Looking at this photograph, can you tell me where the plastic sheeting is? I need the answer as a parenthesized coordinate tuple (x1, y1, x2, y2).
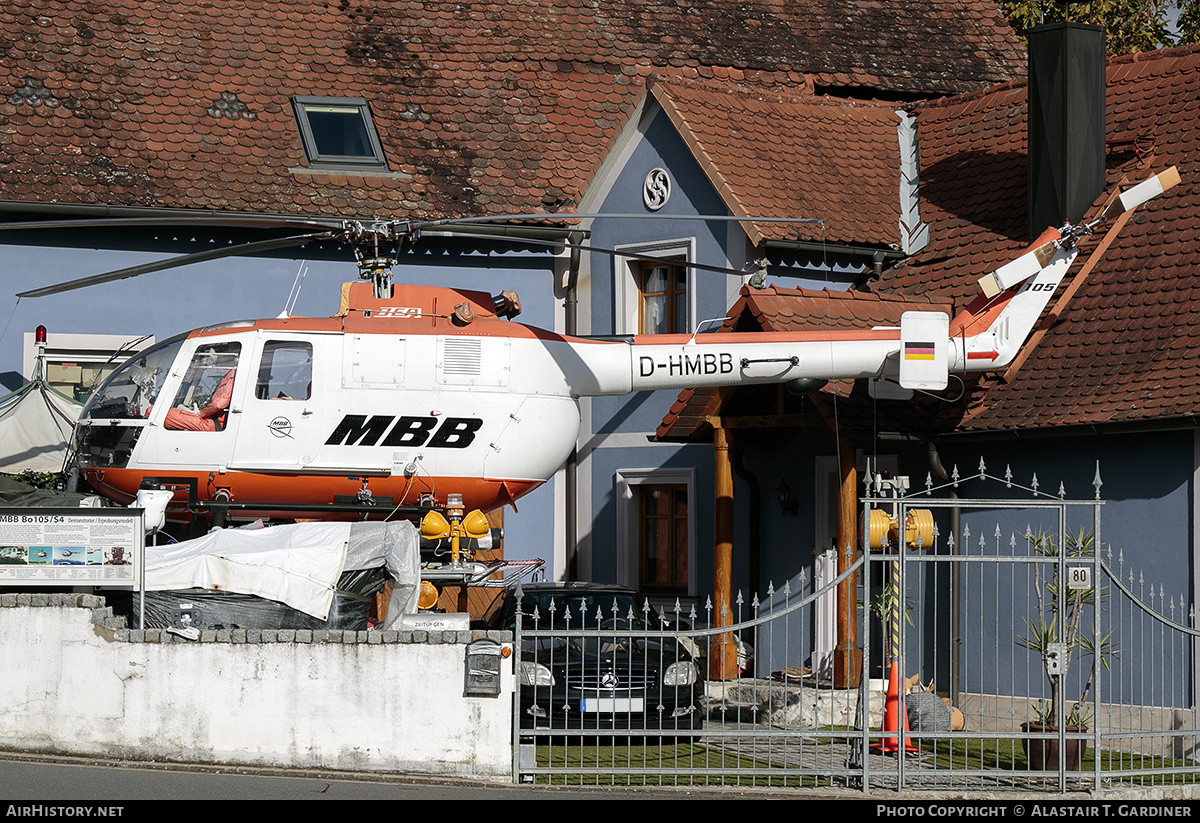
(143, 520, 420, 625)
(141, 568, 387, 632)
(0, 379, 81, 473)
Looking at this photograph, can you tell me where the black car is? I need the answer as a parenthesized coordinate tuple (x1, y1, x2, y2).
(487, 582, 704, 731)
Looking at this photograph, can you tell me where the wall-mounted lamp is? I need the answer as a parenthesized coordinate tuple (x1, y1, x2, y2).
(776, 479, 797, 516)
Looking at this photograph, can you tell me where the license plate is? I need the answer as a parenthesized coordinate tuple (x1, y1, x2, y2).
(579, 697, 645, 713)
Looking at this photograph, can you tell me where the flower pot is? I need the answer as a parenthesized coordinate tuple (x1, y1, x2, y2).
(1021, 722, 1088, 771)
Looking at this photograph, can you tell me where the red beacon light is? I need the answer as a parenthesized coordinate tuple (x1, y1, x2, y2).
(34, 324, 47, 344)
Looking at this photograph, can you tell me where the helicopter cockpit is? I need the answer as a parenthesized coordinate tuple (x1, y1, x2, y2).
(73, 334, 188, 470)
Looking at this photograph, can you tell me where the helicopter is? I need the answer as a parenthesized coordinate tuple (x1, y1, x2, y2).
(2, 166, 1179, 538)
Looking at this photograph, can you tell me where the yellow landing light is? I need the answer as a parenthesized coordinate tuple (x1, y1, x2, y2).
(421, 505, 490, 565)
(421, 510, 451, 541)
(868, 508, 935, 551)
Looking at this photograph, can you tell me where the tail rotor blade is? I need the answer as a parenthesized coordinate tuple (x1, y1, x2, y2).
(1097, 166, 1181, 222)
(978, 166, 1180, 298)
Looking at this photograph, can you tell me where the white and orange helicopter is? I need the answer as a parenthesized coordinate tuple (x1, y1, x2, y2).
(3, 167, 1180, 567)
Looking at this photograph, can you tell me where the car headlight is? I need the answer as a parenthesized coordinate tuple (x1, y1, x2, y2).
(663, 661, 698, 686)
(519, 661, 555, 686)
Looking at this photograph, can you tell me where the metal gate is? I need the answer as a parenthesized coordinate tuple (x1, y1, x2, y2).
(859, 462, 1199, 792)
(513, 461, 1200, 792)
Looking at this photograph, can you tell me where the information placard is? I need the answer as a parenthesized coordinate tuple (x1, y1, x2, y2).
(0, 508, 143, 587)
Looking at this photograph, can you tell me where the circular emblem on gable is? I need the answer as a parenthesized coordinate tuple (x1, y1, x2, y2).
(642, 168, 671, 211)
(268, 416, 293, 438)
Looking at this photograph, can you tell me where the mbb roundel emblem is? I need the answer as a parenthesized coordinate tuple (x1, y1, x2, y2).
(268, 416, 293, 438)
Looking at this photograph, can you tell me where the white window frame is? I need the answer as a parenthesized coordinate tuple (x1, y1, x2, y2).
(614, 467, 697, 596)
(613, 238, 696, 336)
(22, 331, 154, 397)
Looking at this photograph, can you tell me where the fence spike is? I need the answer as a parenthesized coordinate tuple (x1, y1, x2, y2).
(978, 456, 987, 476)
(1004, 464, 1013, 488)
(1058, 481, 1066, 499)
(1031, 474, 1039, 495)
(925, 472, 934, 495)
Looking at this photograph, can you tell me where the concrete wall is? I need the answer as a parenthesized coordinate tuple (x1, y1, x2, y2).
(0, 594, 514, 779)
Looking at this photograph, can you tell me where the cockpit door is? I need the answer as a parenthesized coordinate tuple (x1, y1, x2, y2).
(231, 332, 329, 471)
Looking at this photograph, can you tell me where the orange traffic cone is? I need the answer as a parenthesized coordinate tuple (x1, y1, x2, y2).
(871, 660, 920, 754)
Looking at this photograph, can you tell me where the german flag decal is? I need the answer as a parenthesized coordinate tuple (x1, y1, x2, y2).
(904, 342, 936, 361)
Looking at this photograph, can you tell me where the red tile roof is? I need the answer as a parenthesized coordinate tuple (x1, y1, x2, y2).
(0, 1, 1024, 221)
(879, 44, 1200, 433)
(650, 80, 904, 246)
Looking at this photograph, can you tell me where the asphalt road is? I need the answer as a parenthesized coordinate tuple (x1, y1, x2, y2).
(0, 752, 827, 803)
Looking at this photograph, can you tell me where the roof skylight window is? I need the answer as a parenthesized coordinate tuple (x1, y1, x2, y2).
(292, 96, 387, 169)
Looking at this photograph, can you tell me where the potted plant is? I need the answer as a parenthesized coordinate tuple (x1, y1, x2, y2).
(1017, 527, 1117, 771)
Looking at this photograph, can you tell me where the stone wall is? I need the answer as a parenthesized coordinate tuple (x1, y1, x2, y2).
(0, 593, 514, 779)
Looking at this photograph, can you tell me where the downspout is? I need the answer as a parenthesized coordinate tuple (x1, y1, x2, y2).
(565, 231, 582, 580)
(927, 438, 960, 708)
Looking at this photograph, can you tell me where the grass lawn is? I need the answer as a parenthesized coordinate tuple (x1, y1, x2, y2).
(521, 731, 1199, 788)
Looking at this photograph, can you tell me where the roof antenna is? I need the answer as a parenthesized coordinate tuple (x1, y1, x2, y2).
(279, 262, 309, 318)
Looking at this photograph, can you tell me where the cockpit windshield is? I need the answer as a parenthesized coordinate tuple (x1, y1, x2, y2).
(80, 334, 187, 421)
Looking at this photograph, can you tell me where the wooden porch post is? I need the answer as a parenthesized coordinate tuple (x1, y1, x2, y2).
(834, 435, 862, 688)
(710, 423, 739, 680)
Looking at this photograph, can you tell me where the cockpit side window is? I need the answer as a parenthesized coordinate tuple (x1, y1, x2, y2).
(255, 341, 312, 401)
(164, 343, 241, 432)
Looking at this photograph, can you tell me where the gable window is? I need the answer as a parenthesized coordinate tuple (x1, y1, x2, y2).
(613, 238, 696, 336)
(638, 260, 686, 335)
(292, 96, 387, 169)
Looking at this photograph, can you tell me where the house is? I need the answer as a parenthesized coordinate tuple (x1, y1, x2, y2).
(0, 1, 1026, 578)
(657, 36, 1200, 693)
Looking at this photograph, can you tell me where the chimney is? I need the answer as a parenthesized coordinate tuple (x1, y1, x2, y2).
(1027, 22, 1106, 239)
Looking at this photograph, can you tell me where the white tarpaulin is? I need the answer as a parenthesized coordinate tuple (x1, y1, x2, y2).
(0, 380, 81, 473)
(144, 520, 420, 622)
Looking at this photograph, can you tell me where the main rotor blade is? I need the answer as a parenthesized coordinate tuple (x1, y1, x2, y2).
(422, 212, 826, 229)
(17, 231, 335, 298)
(0, 214, 345, 234)
(435, 229, 762, 278)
